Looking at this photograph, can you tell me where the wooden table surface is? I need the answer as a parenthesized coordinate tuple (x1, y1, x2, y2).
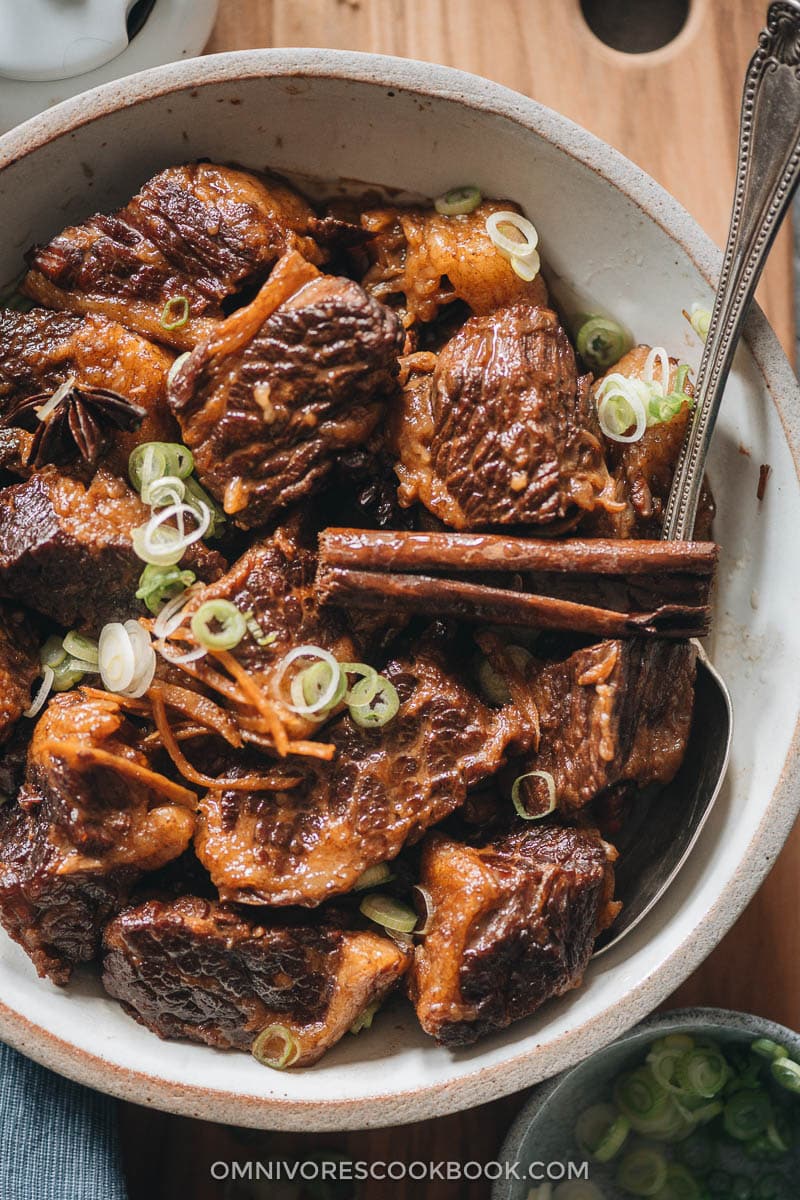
(121, 2, 800, 1196)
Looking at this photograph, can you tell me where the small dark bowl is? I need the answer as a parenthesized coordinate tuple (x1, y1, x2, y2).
(494, 1007, 800, 1200)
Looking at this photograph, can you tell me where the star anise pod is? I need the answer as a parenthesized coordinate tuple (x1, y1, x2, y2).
(0, 378, 147, 469)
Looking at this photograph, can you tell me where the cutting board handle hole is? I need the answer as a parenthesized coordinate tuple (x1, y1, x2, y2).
(580, 0, 691, 54)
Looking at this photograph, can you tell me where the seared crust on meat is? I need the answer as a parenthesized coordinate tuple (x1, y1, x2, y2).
(24, 163, 326, 349)
(194, 638, 533, 906)
(0, 467, 225, 632)
(409, 824, 619, 1045)
(392, 304, 617, 529)
(102, 895, 410, 1065)
(168, 253, 403, 529)
(0, 690, 196, 983)
(527, 638, 697, 814)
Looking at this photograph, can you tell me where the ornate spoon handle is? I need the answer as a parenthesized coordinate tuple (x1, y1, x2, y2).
(663, 0, 800, 541)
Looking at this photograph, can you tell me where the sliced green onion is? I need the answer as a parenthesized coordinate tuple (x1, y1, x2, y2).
(243, 611, 276, 647)
(340, 662, 380, 707)
(510, 252, 541, 281)
(485, 209, 539, 263)
(673, 363, 690, 395)
(348, 676, 400, 728)
(275, 645, 342, 716)
(160, 295, 190, 331)
(359, 893, 417, 933)
(648, 392, 685, 425)
(434, 186, 482, 216)
(723, 1088, 772, 1140)
(751, 1038, 789, 1062)
(98, 620, 155, 698)
(353, 863, 394, 891)
(292, 659, 347, 714)
(136, 563, 196, 615)
(251, 1024, 300, 1070)
(23, 666, 55, 719)
(412, 884, 434, 936)
(62, 631, 99, 666)
(350, 1000, 380, 1035)
(594, 1114, 631, 1163)
(674, 1129, 716, 1175)
(577, 316, 629, 372)
(655, 1163, 703, 1200)
(617, 1147, 668, 1196)
(51, 660, 88, 692)
(595, 374, 649, 443)
(770, 1056, 800, 1094)
(689, 303, 711, 340)
(614, 1070, 679, 1136)
(512, 771, 557, 820)
(183, 474, 225, 538)
(167, 351, 191, 387)
(476, 644, 532, 705)
(36, 376, 75, 422)
(129, 441, 194, 492)
(674, 1047, 729, 1098)
(190, 599, 246, 651)
(132, 500, 211, 566)
(40, 634, 68, 670)
(576, 1104, 618, 1155)
(141, 473, 186, 509)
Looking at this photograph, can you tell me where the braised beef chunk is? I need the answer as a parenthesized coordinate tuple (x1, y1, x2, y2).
(359, 201, 549, 324)
(194, 637, 532, 906)
(392, 304, 618, 530)
(0, 467, 225, 631)
(589, 347, 715, 539)
(0, 605, 38, 744)
(0, 307, 176, 479)
(102, 896, 410, 1065)
(23, 164, 325, 349)
(527, 638, 697, 814)
(182, 521, 355, 679)
(409, 824, 619, 1045)
(0, 690, 196, 983)
(0, 800, 136, 986)
(168, 252, 403, 529)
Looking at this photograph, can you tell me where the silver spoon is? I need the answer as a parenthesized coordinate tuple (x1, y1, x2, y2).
(597, 0, 800, 954)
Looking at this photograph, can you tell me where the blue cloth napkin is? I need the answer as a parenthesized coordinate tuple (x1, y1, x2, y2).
(0, 1042, 127, 1200)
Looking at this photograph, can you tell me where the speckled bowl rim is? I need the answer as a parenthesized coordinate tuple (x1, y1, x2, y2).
(0, 48, 798, 1131)
(494, 1006, 800, 1200)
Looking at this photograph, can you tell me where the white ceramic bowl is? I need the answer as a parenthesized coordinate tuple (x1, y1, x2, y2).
(0, 49, 798, 1132)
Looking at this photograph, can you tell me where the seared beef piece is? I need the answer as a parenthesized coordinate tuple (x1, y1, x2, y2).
(0, 605, 38, 744)
(0, 689, 196, 983)
(0, 467, 225, 632)
(168, 252, 403, 529)
(392, 304, 618, 530)
(195, 637, 531, 906)
(360, 201, 548, 325)
(588, 347, 715, 539)
(526, 638, 697, 815)
(409, 824, 619, 1045)
(0, 307, 176, 478)
(102, 895, 411, 1065)
(23, 163, 325, 349)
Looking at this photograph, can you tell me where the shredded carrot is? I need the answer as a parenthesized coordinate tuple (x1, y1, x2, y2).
(286, 739, 336, 761)
(150, 688, 300, 792)
(79, 687, 151, 714)
(46, 739, 198, 809)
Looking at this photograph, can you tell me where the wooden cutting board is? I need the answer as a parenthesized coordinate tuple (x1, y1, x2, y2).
(121, 3, 800, 1196)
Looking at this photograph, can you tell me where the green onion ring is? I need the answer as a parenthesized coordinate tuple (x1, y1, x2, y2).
(40, 635, 68, 670)
(434, 186, 482, 216)
(674, 1047, 729, 1098)
(136, 564, 197, 615)
(353, 863, 394, 891)
(160, 295, 190, 331)
(292, 659, 347, 714)
(723, 1089, 772, 1140)
(751, 1038, 789, 1062)
(340, 662, 380, 707)
(770, 1056, 800, 1094)
(190, 599, 247, 651)
(348, 676, 400, 728)
(62, 631, 99, 666)
(251, 1024, 300, 1070)
(576, 316, 629, 372)
(359, 893, 417, 934)
(616, 1146, 668, 1196)
(511, 771, 557, 820)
